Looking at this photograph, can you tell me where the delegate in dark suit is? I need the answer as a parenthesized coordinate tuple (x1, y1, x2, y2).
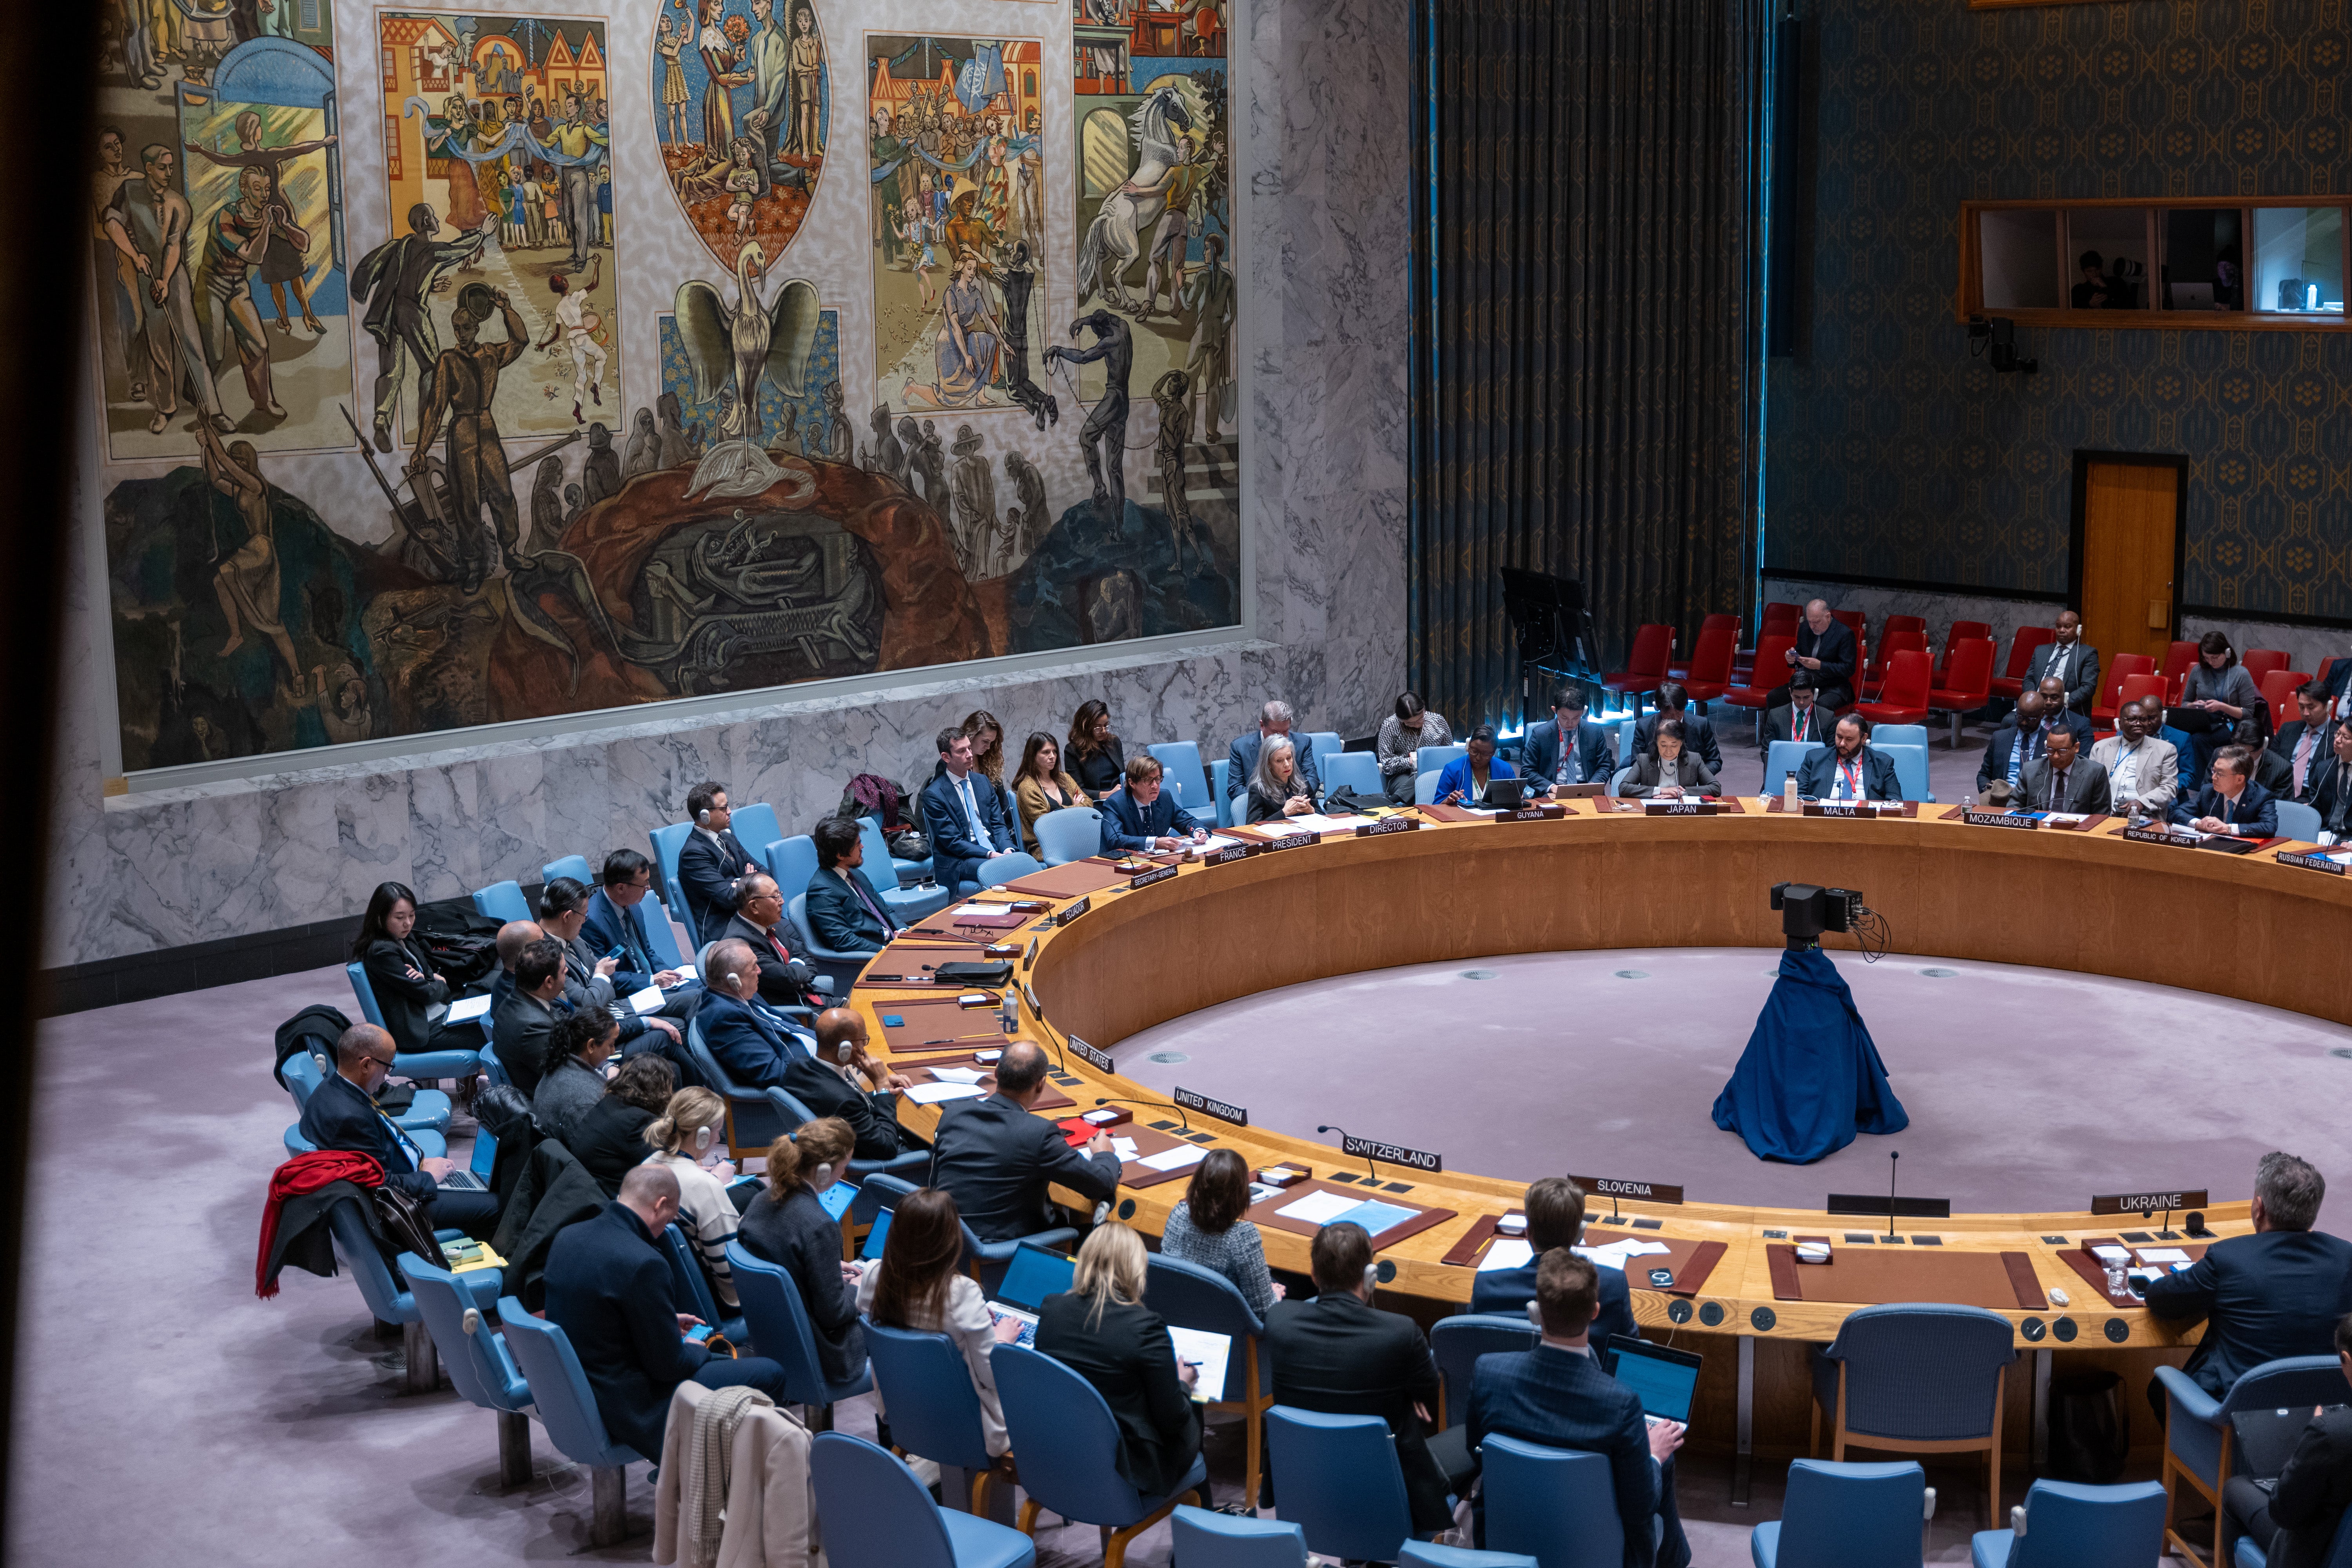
(583, 889, 678, 993)
(926, 1092, 1122, 1242)
(1523, 718, 1615, 790)
(1633, 713, 1722, 776)
(920, 769, 1016, 892)
(1467, 1345, 1682, 1568)
(1778, 620, 1858, 712)
(1763, 702, 1831, 760)
(1975, 715, 2087, 792)
(2144, 1229, 2352, 1401)
(2273, 719, 2338, 795)
(1098, 784, 1203, 853)
(2167, 780, 2280, 839)
(1226, 731, 1323, 804)
(696, 990, 812, 1091)
(780, 1053, 907, 1161)
(1795, 746, 1903, 801)
(1264, 1290, 1451, 1532)
(1470, 1256, 1639, 1346)
(2225, 1404, 2352, 1568)
(804, 865, 896, 954)
(2016, 753, 2112, 814)
(492, 986, 568, 1098)
(298, 1070, 500, 1233)
(2024, 639, 2102, 713)
(722, 912, 815, 1005)
(560, 936, 647, 1046)
(677, 828, 758, 947)
(359, 935, 460, 1056)
(2304, 754, 2352, 837)
(1033, 1291, 1203, 1500)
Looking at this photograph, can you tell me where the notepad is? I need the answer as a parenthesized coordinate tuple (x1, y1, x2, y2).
(929, 1066, 985, 1084)
(951, 902, 1007, 917)
(2136, 1247, 2190, 1264)
(904, 1081, 986, 1105)
(1195, 835, 1249, 851)
(1575, 1238, 1672, 1271)
(446, 994, 492, 1024)
(1276, 1190, 1364, 1225)
(1332, 1200, 1419, 1236)
(1170, 1324, 1234, 1403)
(1281, 813, 1357, 833)
(1112, 1138, 1140, 1159)
(627, 985, 666, 1015)
(1478, 1238, 1535, 1273)
(1139, 1144, 1210, 1173)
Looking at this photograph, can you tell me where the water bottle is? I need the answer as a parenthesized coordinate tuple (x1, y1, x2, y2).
(1782, 771, 1798, 812)
(2103, 1257, 2128, 1297)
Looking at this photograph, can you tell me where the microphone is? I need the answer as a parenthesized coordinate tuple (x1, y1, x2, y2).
(1318, 1124, 1378, 1182)
(1887, 1150, 1901, 1240)
(1018, 994, 1069, 1073)
(1095, 1095, 1191, 1132)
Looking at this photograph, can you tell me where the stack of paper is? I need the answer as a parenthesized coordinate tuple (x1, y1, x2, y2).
(904, 1081, 985, 1105)
(929, 1066, 985, 1084)
(1573, 1238, 1671, 1271)
(446, 994, 492, 1024)
(626, 985, 666, 1015)
(1274, 1191, 1363, 1225)
(1477, 1238, 1535, 1273)
(1138, 1144, 1209, 1173)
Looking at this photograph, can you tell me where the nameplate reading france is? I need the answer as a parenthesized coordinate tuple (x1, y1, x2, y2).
(1339, 1132, 1443, 1174)
(1127, 864, 1180, 890)
(1067, 1034, 1116, 1073)
(1172, 1085, 1248, 1126)
(2092, 1188, 2207, 1216)
(1570, 1175, 1686, 1206)
(1261, 832, 1317, 853)
(1207, 842, 1256, 865)
(2277, 849, 2346, 875)
(1964, 809, 2037, 829)
(1355, 815, 1420, 837)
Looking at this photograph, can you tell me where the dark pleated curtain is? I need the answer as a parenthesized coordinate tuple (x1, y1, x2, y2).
(1409, 0, 1771, 728)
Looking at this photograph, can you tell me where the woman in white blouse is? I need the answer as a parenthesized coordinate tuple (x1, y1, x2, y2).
(856, 1186, 1015, 1457)
(639, 1087, 742, 1309)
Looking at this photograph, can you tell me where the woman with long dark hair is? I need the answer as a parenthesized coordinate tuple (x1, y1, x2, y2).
(2167, 631, 2269, 777)
(531, 1011, 619, 1149)
(1066, 699, 1127, 800)
(1011, 730, 1087, 853)
(351, 881, 473, 1056)
(857, 1187, 1014, 1457)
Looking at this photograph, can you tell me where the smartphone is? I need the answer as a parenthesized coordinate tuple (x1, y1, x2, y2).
(684, 1324, 713, 1343)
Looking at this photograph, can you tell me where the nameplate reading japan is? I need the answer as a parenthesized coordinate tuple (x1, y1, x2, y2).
(1066, 1034, 1116, 1073)
(1642, 801, 1717, 817)
(2278, 850, 2347, 875)
(1126, 864, 1180, 890)
(2092, 1189, 2207, 1216)
(1964, 809, 2038, 829)
(1172, 1086, 1248, 1127)
(1261, 832, 1317, 853)
(1340, 1133, 1443, 1174)
(1355, 815, 1421, 837)
(1571, 1175, 1686, 1206)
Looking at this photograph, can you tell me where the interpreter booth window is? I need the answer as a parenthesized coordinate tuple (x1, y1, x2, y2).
(2161, 208, 2244, 312)
(2252, 206, 2345, 316)
(1977, 209, 2059, 309)
(2063, 208, 2152, 311)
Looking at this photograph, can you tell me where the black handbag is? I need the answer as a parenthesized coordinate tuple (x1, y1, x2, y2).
(933, 960, 1013, 986)
(371, 1183, 445, 1265)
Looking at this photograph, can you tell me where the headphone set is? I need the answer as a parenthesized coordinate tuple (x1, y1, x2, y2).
(696, 805, 715, 824)
(808, 1161, 835, 1186)
(1526, 1300, 1544, 1330)
(836, 1039, 857, 1065)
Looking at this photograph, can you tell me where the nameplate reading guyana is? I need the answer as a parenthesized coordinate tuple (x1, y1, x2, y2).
(1570, 1175, 1686, 1206)
(1356, 815, 1421, 837)
(1494, 804, 1567, 821)
(1207, 843, 1256, 865)
(1964, 809, 2037, 829)
(2277, 850, 2346, 875)
(1339, 1133, 1443, 1173)
(1261, 832, 1317, 853)
(1067, 1034, 1115, 1073)
(2092, 1189, 2207, 1216)
(1127, 864, 1179, 890)
(1172, 1085, 1248, 1126)
(1058, 895, 1091, 924)
(1642, 801, 1717, 816)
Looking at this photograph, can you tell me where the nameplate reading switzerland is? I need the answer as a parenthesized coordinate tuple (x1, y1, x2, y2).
(1172, 1085, 1249, 1127)
(1571, 1175, 1686, 1206)
(2092, 1188, 2208, 1216)
(1964, 809, 2038, 829)
(1356, 815, 1420, 837)
(2278, 849, 2347, 875)
(1126, 864, 1179, 890)
(1340, 1133, 1443, 1174)
(1261, 831, 1317, 853)
(1066, 1034, 1116, 1073)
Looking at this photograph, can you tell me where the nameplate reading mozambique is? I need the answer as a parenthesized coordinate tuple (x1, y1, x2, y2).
(1570, 1175, 1686, 1206)
(1340, 1133, 1443, 1173)
(1642, 801, 1718, 817)
(2278, 850, 2347, 875)
(2092, 1189, 2207, 1216)
(1127, 864, 1180, 890)
(1067, 1034, 1116, 1073)
(1172, 1085, 1248, 1126)
(1964, 809, 2038, 829)
(1058, 895, 1091, 924)
(1494, 804, 1568, 821)
(1261, 832, 1317, 853)
(1356, 815, 1421, 837)
(1207, 843, 1256, 865)
(2123, 826, 2200, 848)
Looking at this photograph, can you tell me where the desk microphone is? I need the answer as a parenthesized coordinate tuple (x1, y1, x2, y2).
(1887, 1150, 1900, 1240)
(1318, 1124, 1379, 1182)
(1010, 992, 1068, 1073)
(1094, 1095, 1191, 1133)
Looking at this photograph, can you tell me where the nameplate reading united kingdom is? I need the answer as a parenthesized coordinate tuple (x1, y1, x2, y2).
(1207, 842, 1256, 865)
(1126, 864, 1180, 890)
(1261, 832, 1317, 853)
(1067, 1034, 1116, 1073)
(1172, 1085, 1248, 1126)
(1339, 1132, 1443, 1174)
(1356, 815, 1421, 837)
(1964, 809, 2038, 829)
(1570, 1175, 1686, 1206)
(1642, 801, 1717, 816)
(2278, 850, 2347, 875)
(2092, 1188, 2207, 1216)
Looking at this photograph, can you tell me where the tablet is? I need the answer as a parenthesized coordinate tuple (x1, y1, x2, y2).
(1604, 1336, 1701, 1426)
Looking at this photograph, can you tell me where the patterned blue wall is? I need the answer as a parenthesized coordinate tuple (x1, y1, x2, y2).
(1766, 0, 2352, 618)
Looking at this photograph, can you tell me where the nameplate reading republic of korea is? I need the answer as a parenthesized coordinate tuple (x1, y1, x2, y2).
(1355, 815, 1421, 837)
(2092, 1188, 2208, 1216)
(2123, 825, 2201, 848)
(2277, 849, 2347, 875)
(1066, 1034, 1116, 1073)
(1570, 1175, 1686, 1206)
(1964, 809, 2038, 829)
(1172, 1085, 1248, 1126)
(1126, 864, 1180, 890)
(1339, 1132, 1443, 1174)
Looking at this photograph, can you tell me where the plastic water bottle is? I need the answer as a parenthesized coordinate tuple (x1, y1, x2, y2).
(2103, 1258, 2128, 1297)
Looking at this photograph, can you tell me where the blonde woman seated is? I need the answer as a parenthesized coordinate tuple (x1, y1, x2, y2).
(857, 1186, 1014, 1458)
(639, 1086, 743, 1310)
(1619, 717, 1720, 799)
(1012, 730, 1088, 855)
(1033, 1223, 1204, 1501)
(1246, 735, 1322, 823)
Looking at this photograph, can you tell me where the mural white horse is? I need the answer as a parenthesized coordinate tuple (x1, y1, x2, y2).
(1076, 82, 1195, 314)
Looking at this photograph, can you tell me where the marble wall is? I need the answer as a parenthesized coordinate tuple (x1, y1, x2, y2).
(45, 0, 1411, 971)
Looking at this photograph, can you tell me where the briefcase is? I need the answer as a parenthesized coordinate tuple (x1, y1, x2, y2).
(933, 960, 1014, 987)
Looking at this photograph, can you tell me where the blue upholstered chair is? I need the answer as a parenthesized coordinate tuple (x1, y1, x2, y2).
(499, 1299, 647, 1548)
(2276, 799, 2323, 842)
(809, 1431, 1037, 1568)
(399, 1252, 535, 1486)
(786, 892, 869, 990)
(1968, 1478, 2164, 1568)
(1811, 1304, 2016, 1527)
(864, 1318, 1005, 1515)
(1617, 719, 1639, 769)
(726, 1240, 871, 1422)
(855, 815, 949, 921)
(1321, 750, 1384, 800)
(659, 1222, 745, 1346)
(975, 852, 1042, 889)
(1431, 1313, 1538, 1431)
(279, 1044, 451, 1134)
(1876, 741, 1936, 801)
(1209, 758, 1233, 825)
(1873, 723, 1930, 749)
(1171, 1504, 1305, 1567)
(541, 853, 593, 888)
(649, 821, 694, 926)
(763, 832, 819, 904)
(470, 880, 533, 925)
(1266, 1405, 1419, 1563)
(1484, 1433, 1656, 1568)
(1398, 1547, 1538, 1568)
(1033, 806, 1105, 866)
(1145, 1252, 1273, 1511)
(855, 1172, 1073, 1293)
(2232, 1506, 2352, 1568)
(1416, 744, 1469, 781)
(2160, 1354, 2347, 1568)
(685, 1018, 799, 1154)
(1301, 731, 1345, 777)
(1147, 742, 1216, 823)
(344, 962, 483, 1083)
(1751, 1458, 1926, 1568)
(729, 802, 782, 871)
(1765, 740, 1828, 796)
(994, 1343, 1207, 1563)
(325, 1197, 495, 1394)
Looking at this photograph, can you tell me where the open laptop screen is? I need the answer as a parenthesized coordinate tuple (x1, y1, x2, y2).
(1604, 1336, 1701, 1424)
(994, 1243, 1076, 1312)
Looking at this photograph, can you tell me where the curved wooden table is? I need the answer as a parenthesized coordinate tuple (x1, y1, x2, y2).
(853, 798, 2350, 1474)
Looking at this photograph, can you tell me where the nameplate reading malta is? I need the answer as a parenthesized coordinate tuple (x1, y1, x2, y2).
(1172, 1085, 1248, 1127)
(2092, 1188, 2208, 1216)
(1126, 864, 1180, 890)
(1355, 815, 1421, 837)
(1066, 1034, 1116, 1073)
(1804, 802, 1898, 818)
(1570, 1175, 1686, 1206)
(1964, 809, 2038, 829)
(2278, 849, 2348, 875)
(1339, 1133, 1443, 1174)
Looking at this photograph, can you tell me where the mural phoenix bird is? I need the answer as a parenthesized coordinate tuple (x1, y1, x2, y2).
(673, 242, 822, 449)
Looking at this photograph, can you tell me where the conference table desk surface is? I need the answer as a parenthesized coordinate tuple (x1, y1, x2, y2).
(862, 795, 2343, 1344)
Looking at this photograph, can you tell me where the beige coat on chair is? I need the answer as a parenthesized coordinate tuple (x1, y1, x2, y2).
(653, 1380, 818, 1568)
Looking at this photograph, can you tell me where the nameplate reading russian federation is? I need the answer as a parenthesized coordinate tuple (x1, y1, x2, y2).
(1207, 843, 1256, 865)
(1172, 1085, 1248, 1126)
(1339, 1133, 1443, 1174)
(1356, 815, 1421, 837)
(1067, 1034, 1115, 1073)
(2123, 826, 2200, 848)
(1964, 809, 2038, 829)
(1642, 801, 1718, 816)
(1571, 1175, 1687, 1206)
(2092, 1189, 2208, 1216)
(2278, 850, 2346, 875)
(1057, 895, 1091, 924)
(1127, 864, 1179, 890)
(1261, 832, 1317, 853)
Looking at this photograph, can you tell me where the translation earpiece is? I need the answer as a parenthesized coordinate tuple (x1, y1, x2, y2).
(1364, 1263, 1379, 1291)
(693, 1123, 713, 1154)
(1526, 1300, 1543, 1330)
(809, 1162, 835, 1186)
(696, 808, 711, 824)
(836, 1041, 855, 1064)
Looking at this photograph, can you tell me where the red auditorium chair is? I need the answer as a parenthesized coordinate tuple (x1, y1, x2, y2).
(1679, 624, 1737, 706)
(2159, 639, 2200, 704)
(1600, 624, 1674, 715)
(1760, 601, 1800, 632)
(1670, 614, 1739, 680)
(1854, 650, 1933, 727)
(1933, 621, 1993, 683)
(1986, 626, 2056, 702)
(2261, 668, 2310, 732)
(1720, 633, 1797, 741)
(1926, 637, 1996, 748)
(2242, 648, 2290, 688)
(1861, 629, 1927, 699)
(1883, 614, 1926, 640)
(2089, 654, 2156, 725)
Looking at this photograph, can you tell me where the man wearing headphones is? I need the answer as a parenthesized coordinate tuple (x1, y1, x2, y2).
(782, 1007, 918, 1162)
(1262, 1221, 1450, 1533)
(696, 939, 817, 1089)
(1467, 1177, 1639, 1343)
(926, 1040, 1120, 1241)
(677, 780, 759, 946)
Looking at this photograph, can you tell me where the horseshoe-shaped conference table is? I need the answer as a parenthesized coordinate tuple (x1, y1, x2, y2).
(848, 795, 2352, 1488)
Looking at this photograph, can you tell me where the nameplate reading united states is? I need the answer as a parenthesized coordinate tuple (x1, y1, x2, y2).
(2092, 1188, 2207, 1216)
(2277, 850, 2346, 875)
(1570, 1175, 1686, 1206)
(1356, 815, 1420, 837)
(1964, 809, 2037, 829)
(1261, 832, 1317, 853)
(1339, 1133, 1443, 1173)
(1126, 864, 1179, 890)
(1172, 1085, 1248, 1126)
(1067, 1034, 1115, 1073)
(1207, 843, 1256, 864)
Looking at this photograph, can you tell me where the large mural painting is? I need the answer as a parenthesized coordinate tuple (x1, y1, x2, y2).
(92, 0, 1243, 774)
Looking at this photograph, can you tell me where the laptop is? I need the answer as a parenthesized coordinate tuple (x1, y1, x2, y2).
(861, 1206, 893, 1261)
(2231, 1405, 2345, 1485)
(1483, 777, 1529, 809)
(436, 1168, 487, 1192)
(985, 1242, 1077, 1348)
(1604, 1336, 1702, 1428)
(2169, 281, 2216, 310)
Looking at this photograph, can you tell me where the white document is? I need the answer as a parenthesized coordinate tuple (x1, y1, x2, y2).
(445, 994, 492, 1024)
(1112, 1137, 1140, 1159)
(2043, 813, 2087, 827)
(1478, 1239, 1535, 1273)
(951, 902, 1010, 917)
(1139, 1144, 1210, 1173)
(1276, 1189, 1364, 1225)
(626, 985, 666, 1015)
(904, 1081, 986, 1105)
(2091, 1244, 2132, 1262)
(1169, 1325, 1233, 1403)
(666, 959, 698, 982)
(1281, 813, 1358, 834)
(2136, 1247, 2191, 1264)
(929, 1066, 985, 1084)
(1574, 1238, 1672, 1271)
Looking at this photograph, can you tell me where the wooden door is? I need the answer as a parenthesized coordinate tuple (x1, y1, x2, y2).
(2079, 461, 2180, 663)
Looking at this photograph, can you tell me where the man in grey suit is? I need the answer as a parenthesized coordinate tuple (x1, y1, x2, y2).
(2018, 726, 2111, 813)
(539, 877, 686, 1046)
(2091, 699, 2181, 818)
(2023, 611, 2100, 714)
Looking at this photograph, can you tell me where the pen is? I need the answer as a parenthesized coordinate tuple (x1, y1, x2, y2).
(922, 1033, 998, 1045)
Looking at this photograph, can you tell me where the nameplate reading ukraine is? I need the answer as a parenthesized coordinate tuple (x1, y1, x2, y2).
(1571, 1175, 1686, 1206)
(1126, 864, 1180, 890)
(1339, 1132, 1443, 1174)
(1172, 1085, 1248, 1127)
(1964, 809, 2038, 829)
(2092, 1188, 2207, 1216)
(1355, 815, 1421, 837)
(1067, 1034, 1116, 1073)
(2278, 849, 2346, 875)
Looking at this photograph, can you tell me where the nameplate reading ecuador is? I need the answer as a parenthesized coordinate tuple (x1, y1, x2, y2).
(1642, 801, 1717, 816)
(1126, 864, 1180, 890)
(1207, 842, 1256, 865)
(2277, 849, 2347, 875)
(1339, 1133, 1443, 1174)
(1172, 1085, 1248, 1126)
(1355, 815, 1421, 837)
(2092, 1188, 2207, 1216)
(1066, 1034, 1116, 1073)
(1570, 1175, 1686, 1206)
(1056, 895, 1091, 925)
(1261, 832, 1317, 853)
(1964, 809, 2037, 829)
